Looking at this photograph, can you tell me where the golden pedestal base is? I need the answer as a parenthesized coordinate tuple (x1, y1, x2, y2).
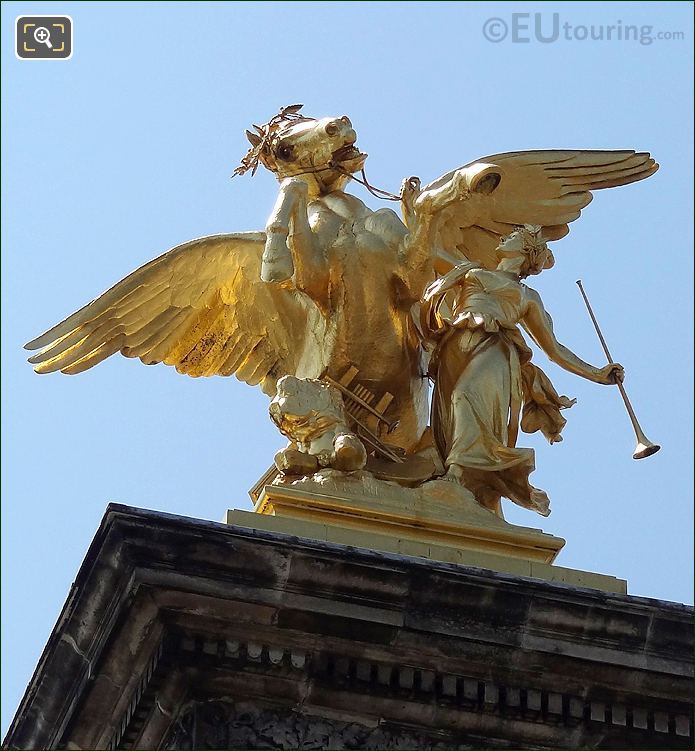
(226, 470, 626, 594)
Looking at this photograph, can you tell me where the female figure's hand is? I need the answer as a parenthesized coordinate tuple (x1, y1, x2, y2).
(596, 362, 625, 385)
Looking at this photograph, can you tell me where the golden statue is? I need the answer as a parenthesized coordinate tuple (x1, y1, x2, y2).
(25, 105, 659, 518)
(421, 225, 623, 519)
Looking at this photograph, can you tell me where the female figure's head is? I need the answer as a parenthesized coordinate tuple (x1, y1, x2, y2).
(496, 224, 555, 278)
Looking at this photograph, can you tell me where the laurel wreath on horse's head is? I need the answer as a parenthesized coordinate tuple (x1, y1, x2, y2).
(234, 104, 314, 177)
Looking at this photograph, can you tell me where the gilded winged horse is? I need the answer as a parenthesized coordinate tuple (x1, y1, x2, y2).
(25, 106, 657, 483)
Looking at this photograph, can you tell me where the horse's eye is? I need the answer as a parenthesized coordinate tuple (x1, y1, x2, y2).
(277, 144, 294, 161)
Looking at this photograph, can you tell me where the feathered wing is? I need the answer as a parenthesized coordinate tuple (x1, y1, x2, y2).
(25, 233, 326, 396)
(422, 150, 658, 269)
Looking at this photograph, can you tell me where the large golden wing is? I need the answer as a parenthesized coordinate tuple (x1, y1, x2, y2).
(422, 150, 658, 268)
(25, 233, 325, 395)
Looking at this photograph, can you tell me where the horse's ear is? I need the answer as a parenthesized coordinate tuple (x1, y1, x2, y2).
(246, 130, 262, 147)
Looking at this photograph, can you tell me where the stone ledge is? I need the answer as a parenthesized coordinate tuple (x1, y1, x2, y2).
(4, 504, 691, 750)
(227, 508, 627, 594)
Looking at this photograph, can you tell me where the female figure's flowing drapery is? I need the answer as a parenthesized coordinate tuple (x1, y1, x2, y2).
(424, 268, 575, 517)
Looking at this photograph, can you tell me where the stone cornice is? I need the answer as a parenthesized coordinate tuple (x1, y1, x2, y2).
(4, 505, 692, 749)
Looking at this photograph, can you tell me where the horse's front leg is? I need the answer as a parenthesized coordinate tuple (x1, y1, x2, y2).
(261, 178, 325, 297)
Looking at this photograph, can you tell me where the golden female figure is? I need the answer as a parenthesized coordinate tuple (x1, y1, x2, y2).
(422, 226, 624, 517)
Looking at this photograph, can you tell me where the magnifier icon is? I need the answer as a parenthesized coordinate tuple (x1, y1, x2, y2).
(33, 27, 53, 49)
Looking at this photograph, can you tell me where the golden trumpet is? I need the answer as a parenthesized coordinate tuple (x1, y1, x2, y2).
(576, 280, 660, 460)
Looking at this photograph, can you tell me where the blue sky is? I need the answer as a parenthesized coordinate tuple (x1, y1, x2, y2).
(2, 0, 693, 734)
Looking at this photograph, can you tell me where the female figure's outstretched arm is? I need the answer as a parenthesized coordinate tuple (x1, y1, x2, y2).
(522, 288, 623, 385)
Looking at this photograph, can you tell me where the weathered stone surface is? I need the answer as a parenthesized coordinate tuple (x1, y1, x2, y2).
(163, 700, 477, 750)
(3, 505, 693, 750)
